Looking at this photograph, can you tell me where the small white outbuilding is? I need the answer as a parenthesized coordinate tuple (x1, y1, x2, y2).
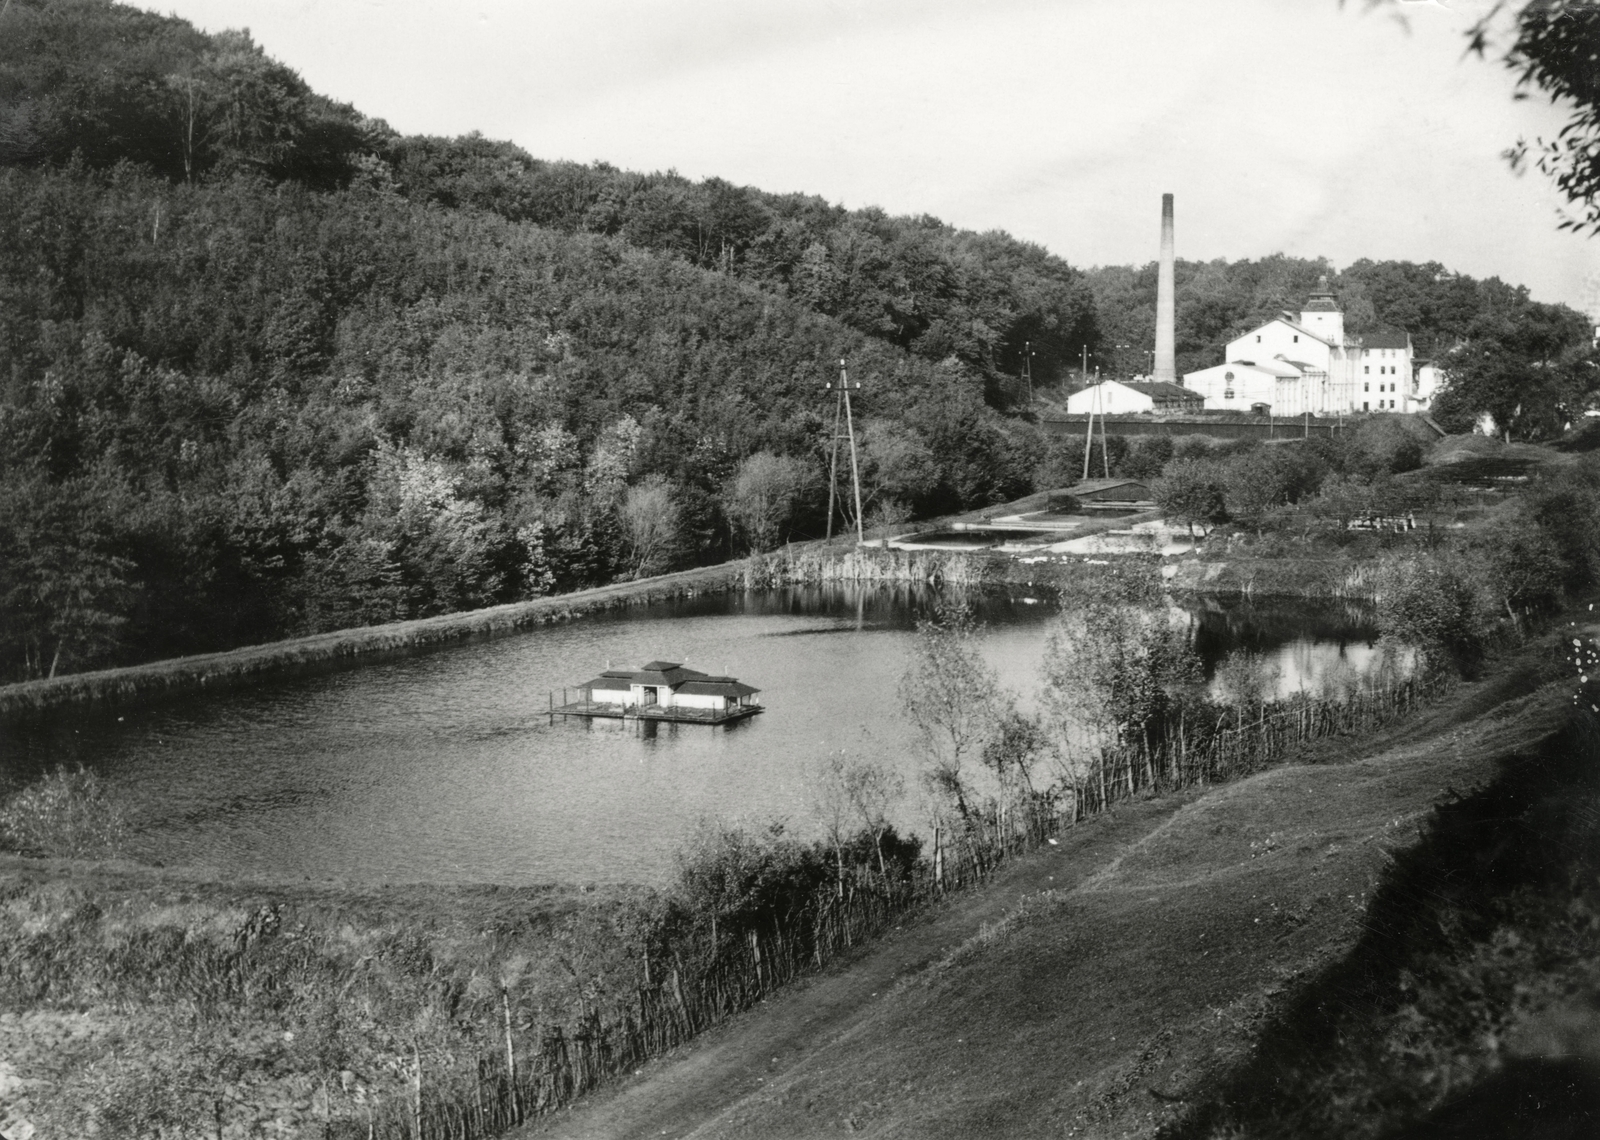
(1064, 379, 1203, 415)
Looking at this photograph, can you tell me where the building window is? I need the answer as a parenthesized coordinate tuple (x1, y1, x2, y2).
(1364, 366, 1370, 374)
(1293, 335, 1299, 342)
(1255, 335, 1261, 343)
(1364, 382, 1370, 392)
(1363, 401, 1369, 411)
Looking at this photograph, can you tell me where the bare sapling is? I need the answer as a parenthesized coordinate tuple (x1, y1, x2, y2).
(846, 756, 904, 883)
(898, 600, 1004, 825)
(809, 751, 854, 897)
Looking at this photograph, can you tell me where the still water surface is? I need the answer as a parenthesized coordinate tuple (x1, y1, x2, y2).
(0, 587, 1387, 886)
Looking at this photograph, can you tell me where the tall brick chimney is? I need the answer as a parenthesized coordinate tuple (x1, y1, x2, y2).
(1153, 193, 1176, 384)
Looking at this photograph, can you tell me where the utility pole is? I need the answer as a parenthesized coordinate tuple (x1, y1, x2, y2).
(824, 359, 866, 545)
(1080, 347, 1097, 483)
(1022, 340, 1034, 405)
(1098, 369, 1111, 479)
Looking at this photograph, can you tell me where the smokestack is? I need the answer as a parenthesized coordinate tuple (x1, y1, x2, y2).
(1153, 193, 1176, 384)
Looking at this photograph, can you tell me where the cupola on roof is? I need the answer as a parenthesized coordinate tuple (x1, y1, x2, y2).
(1302, 274, 1340, 313)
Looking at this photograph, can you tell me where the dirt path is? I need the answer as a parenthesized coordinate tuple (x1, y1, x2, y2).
(520, 673, 1568, 1140)
(522, 795, 1204, 1140)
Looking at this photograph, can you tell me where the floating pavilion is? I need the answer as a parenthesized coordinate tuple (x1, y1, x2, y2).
(551, 661, 763, 725)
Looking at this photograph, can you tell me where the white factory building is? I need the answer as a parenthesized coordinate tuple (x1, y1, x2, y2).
(1182, 279, 1422, 415)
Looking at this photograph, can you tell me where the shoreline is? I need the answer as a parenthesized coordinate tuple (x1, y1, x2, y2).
(0, 559, 752, 722)
(0, 546, 1383, 723)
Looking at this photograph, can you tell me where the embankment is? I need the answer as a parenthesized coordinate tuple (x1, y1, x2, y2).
(0, 560, 753, 722)
(0, 544, 1087, 722)
(522, 626, 1586, 1140)
(1166, 708, 1600, 1140)
(0, 543, 1389, 723)
(1165, 554, 1379, 599)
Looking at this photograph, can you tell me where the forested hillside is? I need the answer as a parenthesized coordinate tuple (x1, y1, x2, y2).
(0, 0, 1053, 682)
(2, 0, 1592, 683)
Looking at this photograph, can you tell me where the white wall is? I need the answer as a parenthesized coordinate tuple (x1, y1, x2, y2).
(1064, 381, 1154, 415)
(1226, 319, 1332, 372)
(1184, 364, 1277, 411)
(1351, 345, 1413, 413)
(1298, 307, 1345, 347)
(672, 692, 727, 710)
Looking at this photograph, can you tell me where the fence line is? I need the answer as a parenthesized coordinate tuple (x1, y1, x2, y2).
(332, 667, 1451, 1139)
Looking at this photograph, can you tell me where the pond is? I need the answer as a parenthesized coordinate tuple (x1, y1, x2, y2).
(0, 586, 1388, 887)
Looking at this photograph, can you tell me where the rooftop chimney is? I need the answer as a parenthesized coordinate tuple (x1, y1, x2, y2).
(1153, 193, 1176, 384)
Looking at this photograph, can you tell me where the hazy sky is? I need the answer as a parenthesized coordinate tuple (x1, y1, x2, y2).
(135, 0, 1597, 314)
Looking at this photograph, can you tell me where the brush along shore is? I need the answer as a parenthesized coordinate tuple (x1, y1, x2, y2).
(2, 615, 1590, 1139)
(521, 622, 1595, 1140)
(8, 439, 1533, 725)
(0, 867, 661, 1140)
(0, 540, 1369, 725)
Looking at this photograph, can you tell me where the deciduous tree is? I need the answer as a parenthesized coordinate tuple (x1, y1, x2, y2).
(1153, 458, 1229, 538)
(724, 452, 815, 553)
(898, 603, 1002, 823)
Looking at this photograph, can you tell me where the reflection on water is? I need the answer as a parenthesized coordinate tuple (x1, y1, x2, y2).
(0, 587, 1382, 886)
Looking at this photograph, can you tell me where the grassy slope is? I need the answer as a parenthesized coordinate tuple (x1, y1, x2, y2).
(0, 864, 655, 1137)
(520, 633, 1580, 1139)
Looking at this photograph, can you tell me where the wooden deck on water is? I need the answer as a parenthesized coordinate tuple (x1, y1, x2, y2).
(550, 699, 764, 726)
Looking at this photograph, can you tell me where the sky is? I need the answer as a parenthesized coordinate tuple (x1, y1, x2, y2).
(134, 0, 1598, 315)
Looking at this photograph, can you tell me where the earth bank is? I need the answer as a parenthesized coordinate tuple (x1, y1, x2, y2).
(516, 626, 1590, 1139)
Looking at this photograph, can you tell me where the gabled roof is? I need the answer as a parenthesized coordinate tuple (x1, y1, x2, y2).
(1120, 381, 1200, 400)
(581, 663, 752, 691)
(1248, 359, 1304, 377)
(1273, 317, 1332, 346)
(630, 662, 710, 686)
(580, 675, 633, 691)
(677, 680, 761, 698)
(1194, 360, 1299, 379)
(1359, 331, 1412, 350)
(1231, 317, 1332, 348)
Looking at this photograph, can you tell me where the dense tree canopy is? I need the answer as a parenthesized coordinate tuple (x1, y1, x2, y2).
(2, 0, 1592, 682)
(377, 135, 1100, 395)
(1080, 253, 1578, 381)
(1432, 301, 1597, 438)
(0, 159, 1049, 679)
(0, 0, 377, 186)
